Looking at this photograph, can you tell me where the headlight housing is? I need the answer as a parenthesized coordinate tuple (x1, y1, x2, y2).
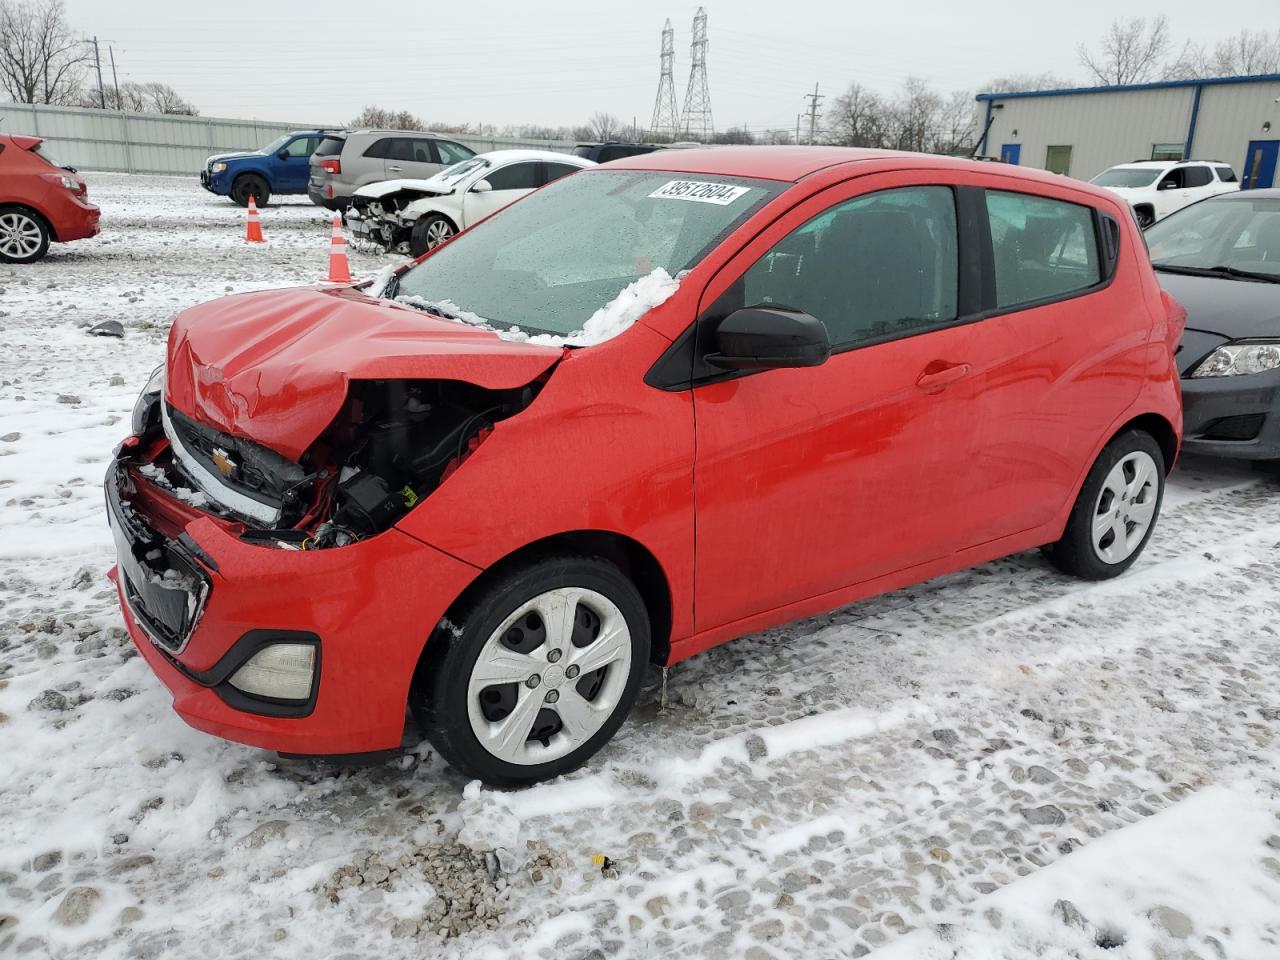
(1191, 341, 1280, 378)
(211, 162, 227, 173)
(132, 364, 165, 435)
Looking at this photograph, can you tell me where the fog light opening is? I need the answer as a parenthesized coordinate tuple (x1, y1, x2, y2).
(228, 643, 316, 701)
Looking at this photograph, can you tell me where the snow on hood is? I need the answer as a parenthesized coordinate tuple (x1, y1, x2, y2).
(165, 286, 562, 461)
(204, 151, 260, 167)
(353, 178, 445, 200)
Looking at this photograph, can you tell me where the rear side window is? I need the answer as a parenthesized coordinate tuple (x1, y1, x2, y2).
(740, 185, 959, 349)
(485, 162, 541, 191)
(1214, 165, 1238, 183)
(985, 191, 1101, 309)
(363, 138, 393, 159)
(572, 145, 595, 159)
(436, 140, 474, 164)
(315, 136, 345, 157)
(1182, 165, 1213, 188)
(543, 162, 581, 185)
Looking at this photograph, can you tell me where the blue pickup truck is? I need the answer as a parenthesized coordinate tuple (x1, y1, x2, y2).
(200, 130, 330, 206)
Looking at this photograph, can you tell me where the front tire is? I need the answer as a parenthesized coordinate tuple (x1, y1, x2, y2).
(0, 206, 51, 263)
(409, 214, 456, 257)
(412, 556, 650, 786)
(1044, 430, 1165, 580)
(231, 174, 270, 207)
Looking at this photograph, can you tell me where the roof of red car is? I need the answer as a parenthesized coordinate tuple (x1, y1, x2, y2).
(600, 145, 962, 182)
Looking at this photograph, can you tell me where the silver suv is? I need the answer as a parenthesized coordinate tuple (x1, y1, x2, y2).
(307, 130, 476, 210)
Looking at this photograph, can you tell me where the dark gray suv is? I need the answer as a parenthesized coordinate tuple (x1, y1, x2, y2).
(308, 130, 476, 210)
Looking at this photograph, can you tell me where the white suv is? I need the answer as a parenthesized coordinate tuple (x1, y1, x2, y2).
(1090, 160, 1239, 228)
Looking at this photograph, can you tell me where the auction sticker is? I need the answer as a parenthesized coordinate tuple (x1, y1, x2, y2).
(648, 180, 750, 205)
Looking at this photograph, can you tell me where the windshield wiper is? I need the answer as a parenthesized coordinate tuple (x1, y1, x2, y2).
(1153, 263, 1280, 283)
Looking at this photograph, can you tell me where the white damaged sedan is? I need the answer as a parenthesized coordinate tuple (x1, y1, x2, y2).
(346, 149, 595, 255)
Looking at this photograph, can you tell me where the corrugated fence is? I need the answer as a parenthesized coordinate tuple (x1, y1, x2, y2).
(0, 102, 576, 175)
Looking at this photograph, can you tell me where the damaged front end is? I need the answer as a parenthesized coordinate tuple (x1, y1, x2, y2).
(129, 374, 545, 552)
(347, 187, 443, 253)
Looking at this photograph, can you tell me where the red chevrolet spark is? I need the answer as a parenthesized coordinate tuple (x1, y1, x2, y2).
(109, 147, 1183, 785)
(0, 134, 99, 262)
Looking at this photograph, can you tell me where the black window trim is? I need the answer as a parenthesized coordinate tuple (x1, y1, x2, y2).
(647, 180, 1121, 392)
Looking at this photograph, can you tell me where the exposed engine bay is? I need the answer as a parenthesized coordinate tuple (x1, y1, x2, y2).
(136, 377, 542, 550)
(346, 187, 442, 253)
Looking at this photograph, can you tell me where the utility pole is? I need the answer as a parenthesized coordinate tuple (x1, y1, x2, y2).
(108, 46, 121, 110)
(803, 83, 823, 145)
(90, 37, 105, 108)
(795, 113, 801, 144)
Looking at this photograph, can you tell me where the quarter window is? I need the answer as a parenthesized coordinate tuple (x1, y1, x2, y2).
(1214, 165, 1238, 183)
(543, 162, 582, 185)
(740, 186, 959, 349)
(363, 138, 393, 159)
(985, 191, 1101, 309)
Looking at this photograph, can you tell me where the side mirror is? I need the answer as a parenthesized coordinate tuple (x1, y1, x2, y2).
(277, 150, 290, 160)
(706, 306, 831, 370)
(472, 179, 493, 194)
(1158, 180, 1176, 190)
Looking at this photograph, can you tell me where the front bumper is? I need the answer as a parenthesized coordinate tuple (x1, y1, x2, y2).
(106, 452, 480, 755)
(1180, 366, 1280, 460)
(201, 168, 232, 196)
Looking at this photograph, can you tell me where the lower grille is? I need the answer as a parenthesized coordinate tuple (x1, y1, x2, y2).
(1201, 414, 1265, 442)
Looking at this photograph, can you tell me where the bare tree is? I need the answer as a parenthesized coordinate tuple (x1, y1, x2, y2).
(1204, 29, 1280, 75)
(983, 73, 1071, 93)
(1079, 16, 1174, 86)
(84, 80, 198, 115)
(709, 125, 755, 145)
(931, 90, 978, 156)
(586, 111, 622, 142)
(349, 105, 426, 130)
(0, 0, 87, 104)
(890, 76, 942, 153)
(828, 82, 889, 148)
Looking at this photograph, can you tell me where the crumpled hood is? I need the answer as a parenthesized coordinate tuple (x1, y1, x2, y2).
(354, 178, 449, 200)
(165, 286, 563, 460)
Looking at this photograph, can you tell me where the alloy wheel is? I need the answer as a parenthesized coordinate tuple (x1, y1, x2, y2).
(425, 220, 454, 248)
(0, 212, 43, 259)
(466, 587, 632, 765)
(1091, 450, 1158, 563)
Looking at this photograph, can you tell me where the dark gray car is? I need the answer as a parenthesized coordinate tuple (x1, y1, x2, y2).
(1145, 190, 1280, 461)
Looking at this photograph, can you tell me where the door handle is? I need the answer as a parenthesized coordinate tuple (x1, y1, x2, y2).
(387, 165, 402, 172)
(916, 362, 970, 392)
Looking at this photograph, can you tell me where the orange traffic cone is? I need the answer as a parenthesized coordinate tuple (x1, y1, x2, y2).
(245, 195, 265, 243)
(326, 214, 351, 283)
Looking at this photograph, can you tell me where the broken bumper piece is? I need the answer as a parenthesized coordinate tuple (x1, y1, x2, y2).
(105, 454, 481, 756)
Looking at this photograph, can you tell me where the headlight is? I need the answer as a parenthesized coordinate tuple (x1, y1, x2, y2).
(211, 162, 227, 173)
(132, 364, 165, 435)
(1191, 341, 1280, 378)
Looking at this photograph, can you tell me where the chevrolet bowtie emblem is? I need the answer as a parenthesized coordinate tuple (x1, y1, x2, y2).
(210, 448, 236, 478)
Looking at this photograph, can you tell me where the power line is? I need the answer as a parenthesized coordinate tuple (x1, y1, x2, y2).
(680, 7, 713, 142)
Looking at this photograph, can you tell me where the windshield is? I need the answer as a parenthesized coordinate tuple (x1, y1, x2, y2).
(1091, 168, 1161, 188)
(393, 170, 781, 338)
(428, 158, 488, 188)
(1146, 197, 1280, 278)
(258, 135, 291, 155)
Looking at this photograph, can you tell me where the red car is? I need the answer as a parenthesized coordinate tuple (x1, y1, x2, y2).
(0, 134, 99, 263)
(109, 147, 1184, 785)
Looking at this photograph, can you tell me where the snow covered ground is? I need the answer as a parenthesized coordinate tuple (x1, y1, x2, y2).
(2, 173, 1280, 960)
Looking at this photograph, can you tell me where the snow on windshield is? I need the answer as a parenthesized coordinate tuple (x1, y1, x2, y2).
(393, 267, 680, 347)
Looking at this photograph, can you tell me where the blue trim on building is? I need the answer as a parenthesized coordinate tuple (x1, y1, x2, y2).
(1184, 84, 1204, 158)
(976, 72, 1280, 102)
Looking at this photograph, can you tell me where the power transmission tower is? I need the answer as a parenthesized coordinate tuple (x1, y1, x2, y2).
(681, 7, 713, 142)
(803, 83, 823, 145)
(649, 19, 680, 142)
(90, 37, 105, 108)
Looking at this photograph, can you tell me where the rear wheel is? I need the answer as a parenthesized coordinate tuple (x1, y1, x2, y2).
(231, 174, 270, 207)
(0, 207, 50, 263)
(409, 214, 456, 257)
(412, 556, 650, 786)
(1044, 430, 1165, 580)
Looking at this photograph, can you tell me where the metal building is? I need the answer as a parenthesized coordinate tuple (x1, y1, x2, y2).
(975, 74, 1280, 188)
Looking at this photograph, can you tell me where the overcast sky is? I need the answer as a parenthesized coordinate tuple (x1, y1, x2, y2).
(67, 0, 1222, 134)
